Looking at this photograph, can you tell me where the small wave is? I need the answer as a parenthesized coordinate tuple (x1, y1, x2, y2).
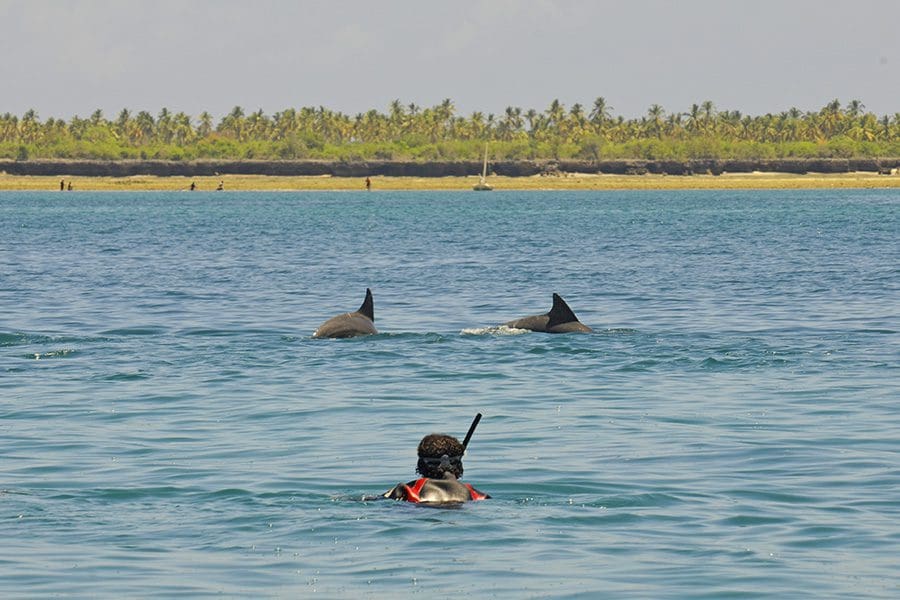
(178, 327, 243, 337)
(701, 356, 730, 369)
(98, 371, 150, 381)
(602, 328, 638, 335)
(82, 486, 188, 501)
(101, 326, 168, 336)
(0, 332, 28, 347)
(304, 332, 450, 342)
(26, 348, 78, 360)
(162, 290, 194, 299)
(578, 492, 682, 509)
(461, 325, 529, 336)
(205, 488, 255, 500)
(334, 493, 390, 503)
(716, 514, 788, 527)
(376, 332, 449, 342)
(854, 328, 898, 335)
(617, 359, 660, 372)
(2, 332, 97, 347)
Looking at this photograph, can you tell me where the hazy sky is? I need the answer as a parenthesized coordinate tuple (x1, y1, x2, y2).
(3, 0, 900, 121)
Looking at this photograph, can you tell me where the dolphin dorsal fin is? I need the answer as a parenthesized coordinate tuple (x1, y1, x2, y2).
(358, 288, 374, 321)
(547, 293, 579, 328)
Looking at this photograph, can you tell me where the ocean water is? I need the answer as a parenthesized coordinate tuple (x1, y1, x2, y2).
(1, 189, 898, 598)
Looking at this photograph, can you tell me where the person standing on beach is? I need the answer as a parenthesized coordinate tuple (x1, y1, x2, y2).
(67, 181, 73, 191)
(59, 179, 64, 191)
(190, 182, 196, 191)
(365, 176, 371, 191)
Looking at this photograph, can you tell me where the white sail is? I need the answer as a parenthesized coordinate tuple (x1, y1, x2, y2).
(473, 142, 493, 191)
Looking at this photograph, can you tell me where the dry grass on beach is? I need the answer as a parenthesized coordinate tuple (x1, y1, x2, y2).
(2, 172, 900, 192)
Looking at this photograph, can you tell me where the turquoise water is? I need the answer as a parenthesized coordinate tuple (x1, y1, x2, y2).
(1, 189, 898, 598)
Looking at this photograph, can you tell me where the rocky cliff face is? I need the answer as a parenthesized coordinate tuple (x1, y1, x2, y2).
(1, 158, 898, 177)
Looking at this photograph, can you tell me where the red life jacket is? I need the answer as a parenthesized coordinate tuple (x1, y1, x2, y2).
(464, 483, 489, 501)
(402, 478, 488, 503)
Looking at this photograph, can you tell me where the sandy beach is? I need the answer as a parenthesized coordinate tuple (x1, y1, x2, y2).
(2, 172, 900, 192)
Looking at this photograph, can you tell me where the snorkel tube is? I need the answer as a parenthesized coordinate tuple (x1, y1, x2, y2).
(462, 413, 482, 453)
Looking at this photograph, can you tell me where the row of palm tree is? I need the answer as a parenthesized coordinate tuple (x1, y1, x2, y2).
(2, 98, 899, 161)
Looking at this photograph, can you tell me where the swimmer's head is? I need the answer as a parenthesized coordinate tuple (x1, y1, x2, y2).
(416, 433, 465, 479)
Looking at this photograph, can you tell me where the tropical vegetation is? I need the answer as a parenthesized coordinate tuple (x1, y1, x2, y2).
(3, 98, 900, 161)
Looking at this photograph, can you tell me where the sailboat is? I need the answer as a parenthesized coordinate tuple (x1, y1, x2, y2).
(473, 142, 493, 191)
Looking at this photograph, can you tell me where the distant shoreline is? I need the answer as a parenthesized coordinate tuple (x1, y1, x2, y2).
(2, 158, 899, 179)
(3, 158, 900, 191)
(3, 172, 900, 191)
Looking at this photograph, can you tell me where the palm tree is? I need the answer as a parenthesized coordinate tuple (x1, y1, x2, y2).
(246, 109, 269, 140)
(524, 108, 538, 136)
(846, 99, 865, 118)
(880, 114, 891, 140)
(646, 104, 665, 139)
(115, 109, 131, 136)
(589, 96, 612, 129)
(546, 99, 565, 130)
(68, 115, 89, 140)
(436, 98, 455, 133)
(197, 111, 214, 138)
(499, 106, 524, 140)
(468, 111, 486, 140)
(0, 113, 18, 142)
(700, 100, 716, 135)
(686, 104, 702, 135)
(485, 113, 497, 139)
(821, 99, 843, 137)
(156, 108, 174, 143)
(219, 106, 246, 141)
(133, 111, 154, 145)
(172, 112, 195, 145)
(20, 109, 40, 143)
(567, 103, 588, 141)
(667, 112, 684, 139)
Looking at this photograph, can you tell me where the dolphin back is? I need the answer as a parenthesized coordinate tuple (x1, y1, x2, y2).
(358, 288, 374, 322)
(504, 314, 551, 331)
(504, 293, 592, 333)
(546, 293, 592, 333)
(547, 293, 579, 328)
(312, 288, 378, 338)
(313, 313, 378, 338)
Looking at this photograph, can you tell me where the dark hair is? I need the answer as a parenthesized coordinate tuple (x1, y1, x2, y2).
(416, 433, 465, 478)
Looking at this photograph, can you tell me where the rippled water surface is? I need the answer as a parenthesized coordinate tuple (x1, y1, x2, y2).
(1, 189, 898, 598)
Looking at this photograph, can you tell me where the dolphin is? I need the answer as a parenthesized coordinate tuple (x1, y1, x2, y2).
(312, 288, 377, 338)
(503, 293, 593, 333)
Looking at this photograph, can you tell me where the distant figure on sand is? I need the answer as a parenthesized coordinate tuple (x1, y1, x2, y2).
(59, 179, 64, 191)
(190, 182, 196, 191)
(216, 181, 224, 191)
(67, 182, 73, 191)
(365, 176, 371, 191)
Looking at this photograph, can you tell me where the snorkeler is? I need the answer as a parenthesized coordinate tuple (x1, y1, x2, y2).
(384, 414, 489, 504)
